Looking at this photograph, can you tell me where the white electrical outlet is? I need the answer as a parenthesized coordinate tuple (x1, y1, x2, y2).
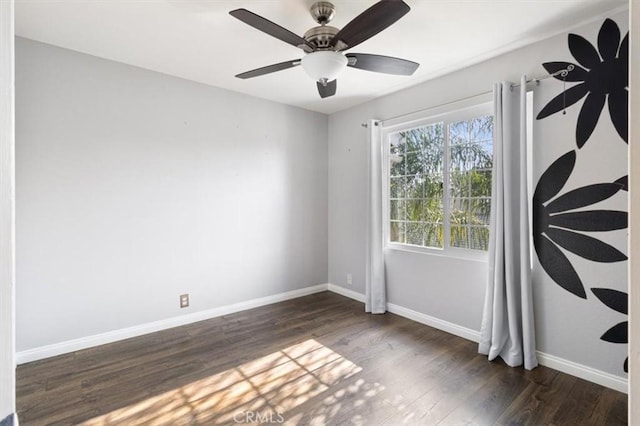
(347, 273, 353, 285)
(180, 294, 189, 308)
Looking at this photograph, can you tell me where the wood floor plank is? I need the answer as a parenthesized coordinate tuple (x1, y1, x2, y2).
(494, 368, 574, 426)
(395, 353, 506, 424)
(16, 292, 628, 425)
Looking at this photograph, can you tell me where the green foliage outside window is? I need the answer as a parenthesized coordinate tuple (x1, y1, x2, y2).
(389, 115, 493, 251)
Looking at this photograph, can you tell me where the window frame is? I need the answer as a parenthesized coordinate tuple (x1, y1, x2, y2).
(381, 95, 493, 261)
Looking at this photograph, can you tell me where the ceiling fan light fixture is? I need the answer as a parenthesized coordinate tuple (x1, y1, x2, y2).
(301, 51, 348, 83)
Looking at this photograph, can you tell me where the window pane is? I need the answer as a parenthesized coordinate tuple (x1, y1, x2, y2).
(448, 114, 493, 252)
(390, 176, 405, 199)
(470, 198, 491, 225)
(449, 120, 469, 145)
(449, 144, 469, 171)
(420, 198, 443, 222)
(404, 222, 445, 248)
(423, 174, 444, 199)
(450, 225, 469, 249)
(390, 153, 404, 177)
(405, 154, 423, 176)
(477, 140, 493, 160)
(470, 115, 494, 143)
(388, 122, 445, 250)
(390, 200, 406, 221)
(450, 197, 470, 224)
(450, 171, 470, 198)
(470, 226, 490, 250)
(470, 170, 492, 197)
(469, 144, 492, 170)
(405, 177, 423, 199)
(389, 132, 405, 154)
(390, 221, 406, 244)
(424, 223, 444, 248)
(406, 199, 423, 220)
(406, 222, 424, 246)
(422, 146, 445, 174)
(450, 143, 492, 171)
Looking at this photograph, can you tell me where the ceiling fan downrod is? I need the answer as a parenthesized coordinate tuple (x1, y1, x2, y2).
(309, 1, 335, 25)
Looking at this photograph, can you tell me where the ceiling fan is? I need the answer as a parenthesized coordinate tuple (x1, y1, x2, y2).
(230, 1, 420, 99)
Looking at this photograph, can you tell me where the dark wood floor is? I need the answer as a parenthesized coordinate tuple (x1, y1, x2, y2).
(17, 292, 627, 425)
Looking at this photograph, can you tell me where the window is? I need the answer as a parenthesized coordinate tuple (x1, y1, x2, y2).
(383, 101, 494, 255)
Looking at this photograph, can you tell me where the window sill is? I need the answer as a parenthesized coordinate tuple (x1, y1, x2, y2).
(385, 242, 489, 263)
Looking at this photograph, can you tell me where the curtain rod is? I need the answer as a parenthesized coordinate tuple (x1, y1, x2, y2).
(511, 64, 575, 89)
(362, 89, 492, 128)
(361, 65, 574, 128)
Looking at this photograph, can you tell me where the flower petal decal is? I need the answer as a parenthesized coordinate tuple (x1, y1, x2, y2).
(546, 183, 625, 213)
(615, 176, 628, 191)
(536, 19, 629, 147)
(592, 288, 628, 373)
(597, 18, 621, 61)
(592, 288, 627, 314)
(544, 228, 626, 262)
(536, 235, 585, 298)
(601, 322, 627, 343)
(536, 84, 589, 121)
(609, 89, 628, 142)
(548, 211, 627, 232)
(576, 93, 606, 148)
(533, 151, 576, 205)
(533, 151, 628, 298)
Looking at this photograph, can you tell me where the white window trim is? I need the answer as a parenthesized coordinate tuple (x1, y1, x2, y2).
(381, 95, 493, 261)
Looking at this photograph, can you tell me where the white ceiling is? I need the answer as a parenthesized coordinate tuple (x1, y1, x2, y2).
(15, 0, 627, 115)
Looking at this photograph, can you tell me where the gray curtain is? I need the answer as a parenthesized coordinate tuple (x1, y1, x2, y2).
(0, 414, 15, 426)
(479, 78, 537, 370)
(365, 119, 386, 314)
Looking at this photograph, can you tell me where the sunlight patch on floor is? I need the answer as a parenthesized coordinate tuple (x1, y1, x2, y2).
(82, 339, 361, 425)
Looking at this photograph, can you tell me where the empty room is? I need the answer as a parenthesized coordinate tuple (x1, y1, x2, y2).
(1, 0, 639, 424)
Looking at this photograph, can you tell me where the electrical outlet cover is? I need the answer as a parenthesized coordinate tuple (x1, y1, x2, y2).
(180, 294, 189, 308)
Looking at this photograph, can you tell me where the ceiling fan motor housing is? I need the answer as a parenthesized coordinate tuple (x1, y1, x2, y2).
(303, 25, 339, 50)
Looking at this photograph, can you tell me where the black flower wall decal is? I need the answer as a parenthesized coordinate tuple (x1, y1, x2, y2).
(536, 18, 629, 148)
(614, 175, 628, 192)
(533, 150, 628, 298)
(592, 288, 628, 373)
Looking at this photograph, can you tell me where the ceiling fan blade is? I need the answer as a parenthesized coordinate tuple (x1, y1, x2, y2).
(317, 80, 337, 98)
(230, 9, 315, 51)
(346, 53, 419, 75)
(331, 1, 410, 51)
(235, 60, 301, 79)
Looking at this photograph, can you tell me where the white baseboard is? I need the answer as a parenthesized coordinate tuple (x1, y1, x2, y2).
(326, 283, 628, 393)
(536, 351, 628, 394)
(17, 282, 629, 394)
(16, 284, 329, 365)
(327, 284, 480, 342)
(327, 283, 366, 303)
(386, 302, 482, 343)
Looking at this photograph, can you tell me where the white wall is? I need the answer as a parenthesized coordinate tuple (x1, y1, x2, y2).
(15, 38, 328, 352)
(328, 10, 628, 378)
(0, 0, 15, 421)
